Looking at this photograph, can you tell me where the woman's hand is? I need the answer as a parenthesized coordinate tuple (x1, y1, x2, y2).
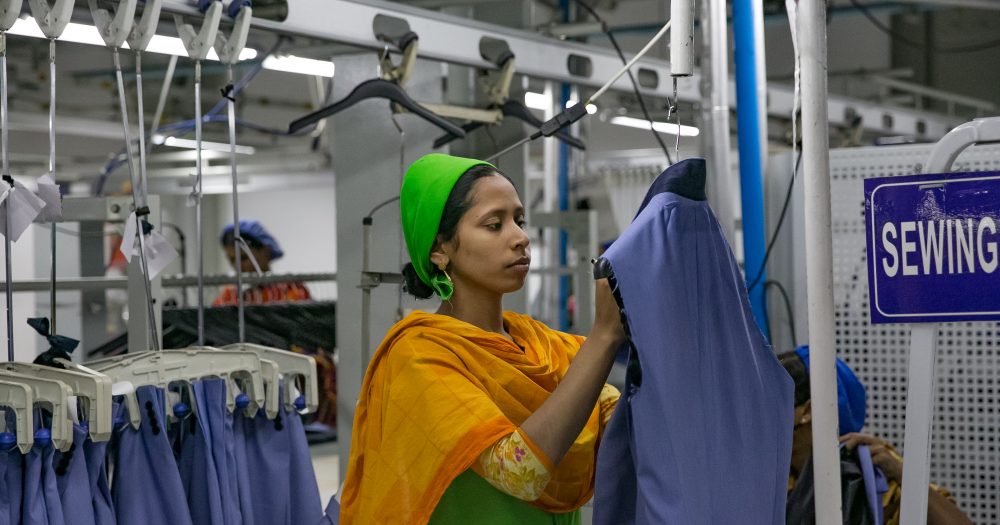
(840, 432, 904, 482)
(592, 278, 626, 347)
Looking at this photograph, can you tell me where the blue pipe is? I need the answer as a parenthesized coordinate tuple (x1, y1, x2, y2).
(558, 85, 571, 331)
(558, 0, 571, 331)
(732, 0, 769, 339)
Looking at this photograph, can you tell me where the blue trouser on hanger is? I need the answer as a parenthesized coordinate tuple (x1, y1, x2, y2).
(238, 384, 323, 525)
(56, 424, 96, 525)
(1, 412, 23, 525)
(593, 159, 794, 525)
(177, 379, 244, 525)
(85, 403, 118, 525)
(315, 496, 340, 525)
(23, 428, 66, 525)
(113, 387, 193, 525)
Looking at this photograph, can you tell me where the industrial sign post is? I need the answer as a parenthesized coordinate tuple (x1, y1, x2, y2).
(864, 117, 1000, 525)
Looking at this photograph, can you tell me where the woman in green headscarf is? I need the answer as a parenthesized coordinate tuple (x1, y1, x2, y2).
(340, 154, 625, 525)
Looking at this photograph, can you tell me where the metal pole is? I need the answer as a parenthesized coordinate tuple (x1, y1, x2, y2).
(701, 0, 735, 242)
(194, 59, 205, 346)
(360, 219, 371, 367)
(48, 39, 57, 333)
(226, 65, 245, 343)
(1, 32, 12, 362)
(799, 1, 842, 523)
(112, 47, 160, 350)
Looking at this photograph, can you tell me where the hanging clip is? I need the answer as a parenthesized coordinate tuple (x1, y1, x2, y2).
(174, 0, 223, 61)
(88, 0, 138, 48)
(27, 0, 74, 38)
(126, 0, 162, 53)
(0, 0, 23, 32)
(215, 0, 251, 65)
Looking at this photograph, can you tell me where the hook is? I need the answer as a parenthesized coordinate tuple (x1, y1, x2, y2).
(215, 0, 252, 65)
(27, 0, 73, 38)
(174, 0, 223, 60)
(0, 0, 23, 32)
(88, 0, 138, 49)
(126, 0, 162, 52)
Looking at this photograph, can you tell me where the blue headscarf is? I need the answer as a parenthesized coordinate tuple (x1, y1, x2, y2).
(220, 220, 284, 260)
(794, 345, 867, 435)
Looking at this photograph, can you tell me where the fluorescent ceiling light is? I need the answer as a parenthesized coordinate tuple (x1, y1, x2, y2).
(609, 116, 700, 137)
(525, 92, 550, 111)
(154, 135, 256, 155)
(261, 55, 335, 78)
(564, 100, 597, 114)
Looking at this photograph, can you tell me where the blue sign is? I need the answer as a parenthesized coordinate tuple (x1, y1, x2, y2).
(865, 171, 1000, 324)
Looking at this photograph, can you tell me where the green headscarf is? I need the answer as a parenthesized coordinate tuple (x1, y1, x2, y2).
(400, 153, 496, 300)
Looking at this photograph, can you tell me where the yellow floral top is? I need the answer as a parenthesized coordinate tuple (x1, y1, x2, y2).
(474, 383, 621, 501)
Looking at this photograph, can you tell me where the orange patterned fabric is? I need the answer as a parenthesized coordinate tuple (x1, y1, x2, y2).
(211, 281, 311, 306)
(339, 310, 606, 525)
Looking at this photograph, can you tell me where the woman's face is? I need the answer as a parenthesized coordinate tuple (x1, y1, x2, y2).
(225, 244, 271, 273)
(434, 175, 531, 299)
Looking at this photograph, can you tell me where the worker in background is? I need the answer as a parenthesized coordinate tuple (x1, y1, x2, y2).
(339, 154, 624, 524)
(213, 220, 312, 306)
(779, 347, 972, 525)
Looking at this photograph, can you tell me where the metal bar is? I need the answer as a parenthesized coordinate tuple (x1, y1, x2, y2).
(891, 0, 1000, 9)
(0, 272, 338, 293)
(867, 74, 996, 112)
(48, 38, 56, 333)
(800, 1, 842, 523)
(194, 59, 204, 346)
(899, 325, 937, 525)
(226, 64, 246, 344)
(113, 47, 161, 351)
(154, 0, 961, 139)
(1, 33, 12, 362)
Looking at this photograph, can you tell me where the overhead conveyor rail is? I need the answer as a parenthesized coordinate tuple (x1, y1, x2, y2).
(150, 0, 963, 140)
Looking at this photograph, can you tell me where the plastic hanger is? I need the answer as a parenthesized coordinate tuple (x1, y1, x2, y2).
(0, 361, 112, 442)
(85, 349, 265, 429)
(0, 370, 73, 451)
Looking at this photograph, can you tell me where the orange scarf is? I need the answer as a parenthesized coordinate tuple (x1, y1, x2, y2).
(340, 310, 604, 524)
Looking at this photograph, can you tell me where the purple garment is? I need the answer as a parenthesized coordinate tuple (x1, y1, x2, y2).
(84, 404, 117, 525)
(23, 436, 66, 525)
(1, 434, 22, 524)
(177, 379, 244, 525)
(55, 424, 95, 525)
(857, 445, 886, 525)
(238, 384, 323, 525)
(316, 496, 340, 525)
(112, 387, 193, 525)
(594, 158, 794, 525)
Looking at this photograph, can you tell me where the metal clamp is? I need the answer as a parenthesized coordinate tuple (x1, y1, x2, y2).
(173, 0, 222, 60)
(359, 271, 403, 291)
(0, 0, 23, 32)
(27, 0, 74, 38)
(88, 0, 138, 49)
(215, 0, 251, 65)
(126, 0, 163, 52)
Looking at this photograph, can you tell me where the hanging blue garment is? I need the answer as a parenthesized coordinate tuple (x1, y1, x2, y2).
(316, 496, 340, 525)
(85, 403, 117, 525)
(238, 384, 323, 525)
(593, 158, 794, 525)
(1, 413, 23, 525)
(857, 445, 886, 525)
(23, 428, 66, 525)
(55, 423, 96, 525)
(232, 410, 256, 525)
(113, 386, 193, 525)
(177, 379, 244, 525)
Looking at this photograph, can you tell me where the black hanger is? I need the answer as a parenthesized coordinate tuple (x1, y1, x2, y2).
(287, 77, 467, 138)
(432, 99, 586, 150)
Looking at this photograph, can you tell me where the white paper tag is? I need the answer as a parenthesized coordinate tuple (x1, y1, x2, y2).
(139, 229, 179, 280)
(35, 174, 63, 222)
(0, 182, 46, 242)
(119, 211, 138, 263)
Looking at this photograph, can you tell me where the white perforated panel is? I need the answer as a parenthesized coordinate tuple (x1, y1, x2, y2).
(828, 144, 1000, 524)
